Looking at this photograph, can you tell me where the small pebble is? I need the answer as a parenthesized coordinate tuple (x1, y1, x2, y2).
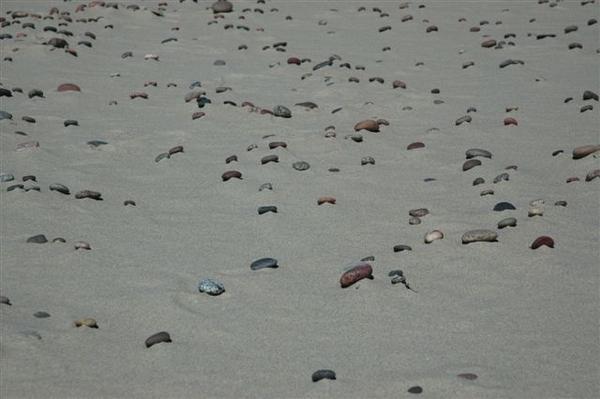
(497, 217, 517, 229)
(361, 156, 375, 166)
(75, 190, 102, 200)
(261, 154, 279, 165)
(312, 370, 336, 382)
(74, 318, 98, 328)
(292, 161, 310, 171)
(393, 244, 412, 252)
(259, 183, 273, 191)
(493, 202, 516, 211)
(424, 230, 444, 244)
(409, 208, 429, 218)
(409, 217, 421, 225)
(408, 386, 423, 394)
(463, 159, 482, 171)
(273, 105, 292, 118)
(145, 331, 172, 348)
(1, 296, 12, 305)
(340, 262, 373, 288)
(27, 234, 48, 244)
(198, 279, 225, 296)
(33, 311, 50, 318)
(462, 229, 498, 244)
(250, 257, 278, 271)
(258, 206, 277, 215)
(473, 177, 485, 186)
(531, 236, 554, 249)
(222, 170, 242, 181)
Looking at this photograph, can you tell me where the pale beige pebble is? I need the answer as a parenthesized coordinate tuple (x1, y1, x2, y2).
(528, 199, 545, 217)
(354, 119, 379, 132)
(572, 145, 600, 159)
(74, 241, 91, 250)
(424, 230, 444, 243)
(74, 318, 98, 328)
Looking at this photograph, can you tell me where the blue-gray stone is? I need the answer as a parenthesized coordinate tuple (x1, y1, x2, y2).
(250, 257, 278, 271)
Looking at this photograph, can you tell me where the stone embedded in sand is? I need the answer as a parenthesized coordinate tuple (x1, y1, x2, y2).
(292, 161, 310, 171)
(49, 183, 70, 195)
(498, 217, 517, 229)
(317, 196, 336, 205)
(457, 373, 478, 381)
(261, 154, 279, 165)
(586, 169, 600, 182)
(494, 201, 516, 211)
(572, 145, 600, 159)
(75, 190, 103, 200)
(472, 177, 485, 186)
(250, 257, 278, 271)
(466, 148, 492, 159)
(455, 115, 472, 125)
(504, 117, 518, 126)
(0, 296, 11, 306)
(74, 318, 98, 328)
(531, 236, 554, 249)
(273, 105, 292, 118)
(408, 386, 423, 394)
(312, 370, 336, 382)
(409, 208, 429, 218)
(340, 262, 373, 288)
(424, 230, 444, 244)
(222, 170, 242, 181)
(269, 141, 287, 149)
(130, 92, 148, 99)
(580, 104, 593, 113)
(258, 206, 277, 215)
(481, 39, 497, 48)
(463, 159, 482, 171)
(354, 119, 379, 132)
(493, 173, 510, 183)
(499, 59, 524, 68)
(64, 120, 79, 127)
(393, 244, 412, 252)
(392, 80, 407, 89)
(361, 156, 375, 165)
(28, 89, 44, 99)
(287, 57, 301, 65)
(57, 83, 80, 92)
(27, 234, 48, 244)
(198, 279, 225, 296)
(145, 331, 171, 348)
(212, 0, 233, 13)
(407, 142, 425, 150)
(47, 37, 69, 48)
(168, 146, 183, 156)
(583, 90, 599, 101)
(74, 241, 91, 250)
(462, 229, 498, 244)
(225, 155, 237, 164)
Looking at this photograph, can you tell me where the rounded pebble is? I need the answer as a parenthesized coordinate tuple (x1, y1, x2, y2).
(493, 202, 516, 211)
(292, 161, 310, 171)
(531, 236, 554, 249)
(312, 369, 336, 382)
(424, 230, 444, 244)
(222, 170, 242, 181)
(27, 234, 47, 244)
(250, 257, 279, 271)
(258, 206, 277, 215)
(145, 331, 172, 348)
(340, 262, 373, 288)
(198, 279, 225, 296)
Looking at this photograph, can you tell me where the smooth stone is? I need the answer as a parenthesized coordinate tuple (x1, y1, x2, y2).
(198, 279, 225, 296)
(465, 148, 492, 159)
(409, 208, 429, 217)
(0, 111, 13, 120)
(393, 244, 412, 252)
(493, 173, 510, 183)
(222, 170, 242, 181)
(498, 217, 517, 229)
(463, 159, 482, 171)
(0, 173, 15, 182)
(424, 230, 444, 244)
(87, 140, 108, 147)
(493, 202, 516, 211)
(572, 145, 600, 160)
(52, 237, 66, 243)
(554, 200, 567, 207)
(455, 115, 472, 125)
(586, 169, 600, 182)
(48, 183, 70, 195)
(461, 229, 498, 244)
(212, 0, 233, 13)
(258, 206, 277, 215)
(74, 318, 98, 328)
(259, 183, 273, 191)
(531, 236, 554, 249)
(340, 263, 373, 288)
(155, 152, 170, 163)
(7, 184, 24, 192)
(64, 120, 78, 127)
(75, 190, 102, 200)
(0, 296, 11, 305)
(261, 154, 279, 165)
(408, 386, 423, 394)
(27, 234, 48, 244)
(33, 311, 50, 318)
(583, 90, 598, 101)
(312, 370, 336, 382)
(273, 105, 292, 118)
(145, 331, 172, 348)
(250, 257, 278, 271)
(473, 177, 485, 186)
(480, 189, 494, 196)
(361, 156, 375, 165)
(409, 217, 421, 225)
(292, 161, 310, 171)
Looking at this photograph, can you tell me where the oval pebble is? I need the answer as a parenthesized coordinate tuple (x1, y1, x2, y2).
(424, 230, 444, 244)
(393, 244, 412, 252)
(572, 145, 600, 160)
(493, 173, 510, 183)
(222, 170, 242, 181)
(261, 154, 279, 164)
(0, 296, 11, 305)
(198, 279, 225, 296)
(466, 148, 492, 159)
(531, 236, 554, 249)
(408, 386, 423, 394)
(33, 311, 50, 318)
(354, 119, 379, 132)
(461, 229, 498, 244)
(457, 373, 478, 381)
(312, 369, 336, 382)
(463, 159, 482, 171)
(586, 169, 600, 182)
(0, 173, 15, 183)
(273, 105, 291, 118)
(258, 206, 277, 215)
(145, 331, 172, 348)
(493, 202, 516, 211)
(407, 142, 425, 150)
(409, 208, 429, 217)
(292, 161, 310, 171)
(57, 83, 81, 92)
(250, 257, 278, 271)
(473, 177, 485, 186)
(75, 190, 102, 200)
(27, 234, 48, 244)
(340, 262, 373, 288)
(497, 217, 517, 229)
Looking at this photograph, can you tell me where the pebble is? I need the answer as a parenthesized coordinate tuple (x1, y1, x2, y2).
(455, 115, 472, 126)
(580, 104, 593, 113)
(74, 318, 98, 328)
(498, 217, 517, 229)
(499, 59, 524, 68)
(354, 119, 379, 132)
(409, 217, 421, 225)
(258, 206, 277, 215)
(340, 262, 373, 288)
(531, 236, 554, 249)
(292, 161, 310, 171)
(457, 373, 478, 380)
(33, 311, 50, 318)
(269, 141, 287, 149)
(462, 229, 498, 244)
(493, 202, 516, 211)
(250, 257, 278, 271)
(75, 190, 103, 200)
(409, 208, 429, 218)
(225, 155, 237, 164)
(554, 200, 567, 207)
(261, 154, 279, 164)
(493, 173, 510, 183)
(145, 331, 172, 348)
(57, 83, 80, 92)
(155, 152, 170, 163)
(582, 90, 598, 101)
(572, 145, 600, 159)
(0, 111, 13, 120)
(124, 200, 136, 206)
(74, 241, 91, 250)
(393, 244, 412, 252)
(0, 173, 15, 182)
(27, 234, 48, 244)
(64, 120, 78, 127)
(361, 156, 375, 166)
(198, 279, 225, 296)
(0, 296, 11, 305)
(473, 177, 485, 186)
(586, 169, 600, 182)
(312, 370, 336, 382)
(407, 142, 425, 150)
(317, 196, 336, 205)
(424, 230, 444, 244)
(28, 89, 44, 99)
(463, 159, 482, 171)
(222, 170, 242, 181)
(408, 386, 423, 394)
(259, 183, 273, 191)
(273, 105, 292, 118)
(466, 148, 492, 159)
(87, 140, 108, 148)
(528, 199, 544, 217)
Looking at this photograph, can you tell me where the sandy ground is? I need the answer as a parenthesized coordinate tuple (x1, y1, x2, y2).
(1, 1, 598, 398)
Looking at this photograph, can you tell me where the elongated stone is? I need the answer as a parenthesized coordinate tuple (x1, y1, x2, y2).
(393, 244, 412, 252)
(463, 159, 481, 171)
(462, 229, 498, 244)
(340, 263, 373, 288)
(250, 258, 278, 270)
(75, 190, 102, 200)
(145, 331, 172, 348)
(198, 279, 225, 296)
(258, 206, 277, 215)
(572, 145, 600, 160)
(497, 217, 517, 229)
(27, 234, 48, 243)
(312, 370, 336, 382)
(465, 148, 492, 159)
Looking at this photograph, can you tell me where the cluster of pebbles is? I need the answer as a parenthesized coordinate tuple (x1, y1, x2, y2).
(1, 0, 598, 397)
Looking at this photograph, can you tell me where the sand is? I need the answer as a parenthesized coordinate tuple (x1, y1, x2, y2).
(1, 0, 598, 398)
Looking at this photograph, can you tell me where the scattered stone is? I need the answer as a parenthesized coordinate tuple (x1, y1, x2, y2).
(261, 154, 279, 165)
(493, 173, 510, 183)
(466, 148, 492, 159)
(462, 229, 498, 244)
(27, 234, 48, 244)
(463, 159, 482, 171)
(312, 369, 336, 382)
(33, 311, 50, 318)
(74, 241, 91, 250)
(273, 105, 292, 118)
(198, 279, 225, 296)
(340, 262, 373, 288)
(222, 170, 242, 181)
(393, 244, 412, 252)
(354, 119, 379, 132)
(145, 331, 171, 348)
(74, 318, 98, 328)
(361, 156, 375, 165)
(292, 161, 310, 171)
(0, 296, 11, 306)
(586, 169, 600, 182)
(409, 208, 429, 218)
(457, 373, 478, 380)
(75, 190, 102, 200)
(473, 177, 485, 186)
(250, 257, 278, 271)
(572, 145, 600, 159)
(531, 236, 554, 249)
(258, 206, 277, 215)
(124, 200, 136, 206)
(409, 217, 421, 225)
(408, 386, 423, 394)
(554, 200, 567, 207)
(582, 90, 598, 101)
(455, 115, 472, 125)
(493, 202, 516, 211)
(424, 230, 444, 244)
(498, 217, 517, 229)
(528, 199, 544, 217)
(317, 196, 336, 205)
